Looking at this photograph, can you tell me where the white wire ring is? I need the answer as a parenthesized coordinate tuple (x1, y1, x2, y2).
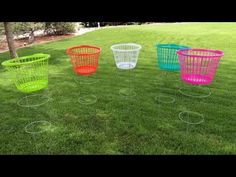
(157, 72, 181, 82)
(119, 88, 136, 97)
(179, 86, 211, 98)
(78, 94, 97, 105)
(155, 95, 175, 104)
(17, 94, 52, 108)
(74, 75, 99, 85)
(179, 111, 204, 125)
(25, 120, 52, 134)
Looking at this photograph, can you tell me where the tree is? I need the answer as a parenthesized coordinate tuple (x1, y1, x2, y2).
(13, 22, 44, 44)
(4, 22, 18, 58)
(0, 22, 4, 35)
(80, 22, 143, 27)
(44, 22, 75, 35)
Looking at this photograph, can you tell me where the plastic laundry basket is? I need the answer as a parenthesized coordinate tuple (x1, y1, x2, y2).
(177, 48, 224, 85)
(1, 53, 50, 93)
(156, 44, 189, 71)
(66, 45, 101, 75)
(111, 43, 142, 69)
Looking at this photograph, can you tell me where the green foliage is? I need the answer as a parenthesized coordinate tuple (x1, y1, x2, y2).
(81, 22, 145, 27)
(0, 22, 4, 35)
(44, 22, 76, 35)
(13, 22, 44, 36)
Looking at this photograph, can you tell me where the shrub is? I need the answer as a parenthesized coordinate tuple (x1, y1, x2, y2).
(0, 22, 4, 35)
(80, 22, 146, 27)
(44, 22, 76, 35)
(13, 22, 45, 37)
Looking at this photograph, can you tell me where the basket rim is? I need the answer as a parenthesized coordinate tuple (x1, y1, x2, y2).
(111, 43, 142, 52)
(156, 43, 189, 49)
(176, 48, 224, 58)
(66, 45, 101, 56)
(1, 53, 50, 67)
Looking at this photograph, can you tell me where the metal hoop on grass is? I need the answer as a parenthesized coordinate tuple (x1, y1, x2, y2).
(17, 94, 52, 108)
(178, 111, 204, 125)
(95, 110, 112, 120)
(119, 88, 136, 97)
(154, 79, 165, 87)
(49, 72, 65, 78)
(78, 94, 97, 105)
(74, 74, 99, 85)
(179, 86, 211, 98)
(25, 120, 52, 134)
(158, 72, 181, 82)
(155, 94, 175, 104)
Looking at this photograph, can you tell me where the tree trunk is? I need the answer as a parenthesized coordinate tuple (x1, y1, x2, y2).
(3, 22, 18, 58)
(28, 29, 35, 44)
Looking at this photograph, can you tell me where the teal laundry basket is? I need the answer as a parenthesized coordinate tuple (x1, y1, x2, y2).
(156, 44, 189, 71)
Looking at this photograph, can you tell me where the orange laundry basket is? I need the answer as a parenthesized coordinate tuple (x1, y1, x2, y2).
(66, 45, 101, 75)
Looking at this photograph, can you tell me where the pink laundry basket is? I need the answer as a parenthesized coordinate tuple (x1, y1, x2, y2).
(176, 48, 224, 85)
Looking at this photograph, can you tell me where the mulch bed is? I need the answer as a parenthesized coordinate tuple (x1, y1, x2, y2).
(0, 34, 75, 53)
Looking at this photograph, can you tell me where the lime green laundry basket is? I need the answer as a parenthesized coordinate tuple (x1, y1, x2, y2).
(1, 53, 50, 93)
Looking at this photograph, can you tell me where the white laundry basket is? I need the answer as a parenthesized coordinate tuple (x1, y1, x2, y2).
(111, 43, 142, 69)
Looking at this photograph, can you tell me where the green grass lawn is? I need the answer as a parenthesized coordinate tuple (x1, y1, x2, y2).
(0, 23, 236, 154)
